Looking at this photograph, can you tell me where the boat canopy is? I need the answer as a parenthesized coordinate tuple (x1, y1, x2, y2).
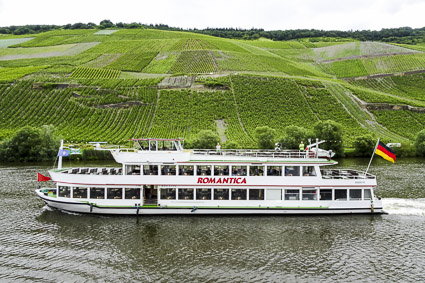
(130, 138, 184, 152)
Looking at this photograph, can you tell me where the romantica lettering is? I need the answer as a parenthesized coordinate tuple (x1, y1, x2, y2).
(197, 177, 247, 184)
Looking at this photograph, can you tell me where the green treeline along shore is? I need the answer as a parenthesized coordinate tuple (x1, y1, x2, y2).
(1, 23, 425, 161)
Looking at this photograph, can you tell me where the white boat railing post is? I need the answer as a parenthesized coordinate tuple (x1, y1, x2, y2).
(316, 138, 319, 159)
(58, 139, 64, 169)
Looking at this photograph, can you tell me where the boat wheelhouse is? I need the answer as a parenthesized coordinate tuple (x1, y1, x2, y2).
(36, 138, 384, 215)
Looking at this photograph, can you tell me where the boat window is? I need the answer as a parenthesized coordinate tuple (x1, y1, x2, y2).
(73, 187, 87, 198)
(249, 189, 264, 200)
(161, 165, 176, 175)
(126, 165, 140, 175)
(266, 189, 282, 200)
(335, 189, 347, 201)
(364, 189, 372, 200)
(125, 188, 140, 199)
(302, 188, 317, 200)
(231, 189, 247, 200)
(285, 166, 300, 176)
(160, 188, 176, 200)
(159, 140, 176, 151)
(178, 188, 194, 200)
(58, 186, 71, 198)
(349, 189, 362, 200)
(232, 166, 247, 176)
(143, 165, 158, 175)
(196, 188, 212, 200)
(149, 140, 158, 151)
(285, 189, 300, 200)
(267, 166, 282, 176)
(214, 189, 229, 200)
(197, 165, 211, 176)
(249, 165, 264, 176)
(139, 140, 149, 150)
(302, 166, 316, 176)
(107, 188, 123, 199)
(319, 189, 332, 201)
(214, 165, 229, 176)
(90, 188, 105, 199)
(179, 165, 194, 176)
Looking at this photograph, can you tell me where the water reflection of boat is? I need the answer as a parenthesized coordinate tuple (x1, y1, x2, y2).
(36, 138, 384, 215)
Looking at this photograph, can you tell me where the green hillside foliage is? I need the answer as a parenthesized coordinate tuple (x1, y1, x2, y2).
(348, 74, 425, 102)
(0, 28, 424, 151)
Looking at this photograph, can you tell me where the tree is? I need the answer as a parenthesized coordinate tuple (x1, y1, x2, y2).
(0, 125, 60, 162)
(99, 19, 114, 29)
(192, 130, 220, 149)
(353, 135, 375, 157)
(313, 120, 344, 156)
(254, 126, 276, 149)
(224, 141, 239, 149)
(415, 129, 425, 156)
(277, 125, 313, 150)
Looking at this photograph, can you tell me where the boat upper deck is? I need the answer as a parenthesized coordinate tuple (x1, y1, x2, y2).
(128, 138, 331, 160)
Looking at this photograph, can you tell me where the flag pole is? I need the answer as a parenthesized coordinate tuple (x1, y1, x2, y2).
(365, 138, 380, 176)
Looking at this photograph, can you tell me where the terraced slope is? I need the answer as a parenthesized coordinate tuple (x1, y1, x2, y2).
(0, 29, 424, 148)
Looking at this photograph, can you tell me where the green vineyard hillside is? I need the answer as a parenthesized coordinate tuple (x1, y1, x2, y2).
(0, 28, 424, 149)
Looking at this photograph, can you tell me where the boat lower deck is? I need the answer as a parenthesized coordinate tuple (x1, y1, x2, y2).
(36, 189, 384, 215)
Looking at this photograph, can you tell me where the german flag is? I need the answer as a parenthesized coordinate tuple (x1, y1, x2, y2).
(375, 141, 396, 163)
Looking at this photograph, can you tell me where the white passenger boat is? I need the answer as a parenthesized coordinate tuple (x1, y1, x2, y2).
(36, 138, 384, 215)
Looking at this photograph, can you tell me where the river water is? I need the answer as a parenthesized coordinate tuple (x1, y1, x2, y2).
(0, 158, 424, 282)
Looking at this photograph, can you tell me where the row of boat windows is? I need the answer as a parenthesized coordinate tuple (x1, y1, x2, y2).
(58, 186, 140, 199)
(58, 186, 372, 201)
(126, 165, 316, 177)
(160, 188, 372, 201)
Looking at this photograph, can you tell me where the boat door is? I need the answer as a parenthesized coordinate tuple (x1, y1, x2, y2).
(143, 185, 158, 205)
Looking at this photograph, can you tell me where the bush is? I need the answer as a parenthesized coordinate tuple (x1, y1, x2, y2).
(254, 126, 276, 149)
(415, 129, 425, 156)
(314, 120, 344, 157)
(277, 126, 314, 150)
(192, 130, 220, 149)
(224, 141, 239, 149)
(0, 125, 60, 162)
(353, 135, 376, 156)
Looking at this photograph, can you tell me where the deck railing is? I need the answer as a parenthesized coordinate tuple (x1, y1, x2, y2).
(321, 169, 375, 179)
(192, 149, 318, 159)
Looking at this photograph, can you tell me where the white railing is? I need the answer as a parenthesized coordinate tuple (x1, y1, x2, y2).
(192, 149, 318, 159)
(321, 169, 375, 179)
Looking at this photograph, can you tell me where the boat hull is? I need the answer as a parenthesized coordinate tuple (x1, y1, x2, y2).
(37, 191, 385, 215)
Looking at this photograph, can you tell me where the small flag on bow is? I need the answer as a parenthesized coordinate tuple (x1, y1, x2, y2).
(37, 173, 51, 182)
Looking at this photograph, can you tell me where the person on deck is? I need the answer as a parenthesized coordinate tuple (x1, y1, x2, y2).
(216, 142, 221, 153)
(299, 141, 305, 151)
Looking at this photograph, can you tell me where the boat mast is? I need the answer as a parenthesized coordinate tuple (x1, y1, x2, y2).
(58, 139, 64, 169)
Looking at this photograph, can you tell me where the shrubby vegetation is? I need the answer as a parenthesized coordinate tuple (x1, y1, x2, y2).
(415, 129, 425, 156)
(353, 135, 376, 157)
(254, 126, 276, 149)
(0, 125, 60, 162)
(191, 130, 220, 149)
(313, 120, 344, 157)
(277, 126, 313, 150)
(2, 20, 425, 45)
